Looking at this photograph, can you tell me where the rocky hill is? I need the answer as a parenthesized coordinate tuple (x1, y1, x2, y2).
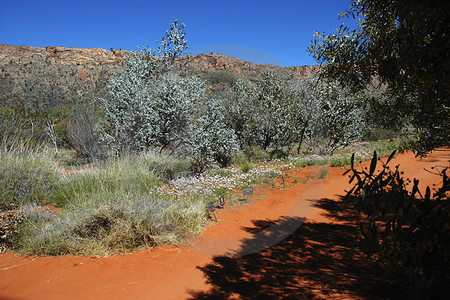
(0, 44, 316, 106)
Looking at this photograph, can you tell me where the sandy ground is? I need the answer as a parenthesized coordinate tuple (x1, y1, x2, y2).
(0, 148, 448, 299)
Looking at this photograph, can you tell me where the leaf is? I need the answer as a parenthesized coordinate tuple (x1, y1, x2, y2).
(411, 178, 420, 197)
(424, 186, 431, 202)
(369, 151, 377, 177)
(386, 150, 396, 165)
(351, 153, 355, 169)
(349, 173, 356, 184)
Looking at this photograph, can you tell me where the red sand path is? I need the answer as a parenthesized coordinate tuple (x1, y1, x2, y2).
(0, 148, 448, 299)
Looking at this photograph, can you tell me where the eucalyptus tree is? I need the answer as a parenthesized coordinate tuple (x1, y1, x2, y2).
(155, 18, 189, 64)
(308, 0, 449, 153)
(100, 18, 238, 168)
(225, 72, 297, 153)
(288, 76, 364, 154)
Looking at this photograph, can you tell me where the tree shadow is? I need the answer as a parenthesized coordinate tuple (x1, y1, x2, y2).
(188, 196, 410, 299)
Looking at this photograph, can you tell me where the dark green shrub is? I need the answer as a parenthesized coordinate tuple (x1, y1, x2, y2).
(363, 128, 397, 141)
(243, 146, 270, 162)
(345, 151, 449, 297)
(142, 154, 192, 182)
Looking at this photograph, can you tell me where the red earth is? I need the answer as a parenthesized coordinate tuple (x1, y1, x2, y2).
(0, 148, 448, 299)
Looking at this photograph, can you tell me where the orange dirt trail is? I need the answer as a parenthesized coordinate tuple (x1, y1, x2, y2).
(0, 148, 448, 299)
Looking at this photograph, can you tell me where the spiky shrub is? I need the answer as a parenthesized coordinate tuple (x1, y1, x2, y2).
(345, 151, 450, 297)
(0, 152, 60, 210)
(12, 194, 206, 256)
(12, 154, 207, 256)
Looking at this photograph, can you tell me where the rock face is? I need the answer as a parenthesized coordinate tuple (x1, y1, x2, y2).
(0, 43, 315, 74)
(0, 44, 316, 105)
(45, 46, 125, 65)
(186, 53, 316, 77)
(0, 44, 125, 65)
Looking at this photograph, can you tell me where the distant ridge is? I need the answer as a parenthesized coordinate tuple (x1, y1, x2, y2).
(0, 44, 317, 104)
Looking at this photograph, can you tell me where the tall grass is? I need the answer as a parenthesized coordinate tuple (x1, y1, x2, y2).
(0, 150, 60, 210)
(7, 138, 403, 256)
(52, 155, 161, 207)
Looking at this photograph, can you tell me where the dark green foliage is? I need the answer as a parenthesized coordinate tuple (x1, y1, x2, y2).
(345, 151, 450, 297)
(309, 0, 450, 153)
(142, 154, 192, 182)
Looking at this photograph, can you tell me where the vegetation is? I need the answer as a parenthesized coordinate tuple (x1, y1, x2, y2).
(52, 156, 161, 207)
(308, 2, 449, 295)
(1, 14, 435, 260)
(345, 151, 449, 297)
(13, 194, 206, 256)
(0, 149, 60, 211)
(308, 0, 449, 154)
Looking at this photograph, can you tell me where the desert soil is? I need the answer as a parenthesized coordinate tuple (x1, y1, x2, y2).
(0, 148, 448, 299)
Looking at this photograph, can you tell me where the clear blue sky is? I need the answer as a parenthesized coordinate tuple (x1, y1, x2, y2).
(0, 0, 354, 67)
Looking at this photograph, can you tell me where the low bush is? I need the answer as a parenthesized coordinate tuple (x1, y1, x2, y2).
(12, 194, 206, 256)
(319, 167, 329, 179)
(328, 156, 351, 167)
(142, 153, 192, 182)
(363, 128, 397, 141)
(243, 146, 271, 162)
(0, 153, 60, 210)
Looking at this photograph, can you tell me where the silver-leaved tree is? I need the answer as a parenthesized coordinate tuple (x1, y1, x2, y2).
(100, 19, 238, 168)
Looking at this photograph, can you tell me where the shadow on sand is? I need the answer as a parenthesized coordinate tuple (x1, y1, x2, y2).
(187, 196, 410, 299)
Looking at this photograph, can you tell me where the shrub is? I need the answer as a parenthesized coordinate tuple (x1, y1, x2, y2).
(142, 153, 192, 182)
(243, 146, 271, 162)
(0, 153, 60, 210)
(328, 156, 351, 167)
(65, 101, 106, 162)
(345, 151, 450, 297)
(319, 167, 329, 179)
(363, 128, 397, 141)
(12, 194, 206, 256)
(188, 99, 239, 170)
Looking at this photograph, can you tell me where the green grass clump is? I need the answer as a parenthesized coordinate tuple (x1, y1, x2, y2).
(294, 156, 326, 168)
(52, 156, 161, 207)
(11, 154, 208, 256)
(242, 146, 271, 162)
(328, 156, 352, 167)
(141, 153, 192, 182)
(319, 168, 329, 179)
(12, 194, 206, 256)
(240, 161, 254, 173)
(0, 152, 60, 210)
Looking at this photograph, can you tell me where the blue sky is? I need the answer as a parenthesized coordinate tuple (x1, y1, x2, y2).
(0, 0, 354, 67)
